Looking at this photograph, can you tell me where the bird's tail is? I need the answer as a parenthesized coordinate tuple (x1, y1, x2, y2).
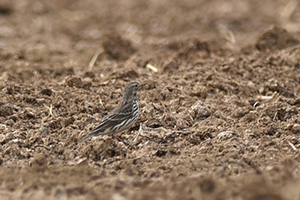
(79, 133, 94, 143)
(79, 128, 107, 143)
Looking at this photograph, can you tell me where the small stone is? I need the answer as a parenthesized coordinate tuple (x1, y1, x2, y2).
(40, 88, 52, 96)
(189, 101, 212, 120)
(291, 124, 300, 134)
(66, 76, 91, 89)
(163, 59, 180, 72)
(0, 103, 13, 117)
(216, 131, 237, 139)
(66, 77, 84, 88)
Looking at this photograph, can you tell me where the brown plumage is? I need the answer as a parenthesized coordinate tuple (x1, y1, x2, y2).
(79, 82, 145, 143)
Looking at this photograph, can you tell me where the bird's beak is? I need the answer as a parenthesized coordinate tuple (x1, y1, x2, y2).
(138, 83, 147, 89)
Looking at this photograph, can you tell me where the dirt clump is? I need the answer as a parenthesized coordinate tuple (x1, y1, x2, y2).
(256, 26, 299, 51)
(102, 33, 136, 60)
(0, 103, 14, 117)
(0, 0, 300, 200)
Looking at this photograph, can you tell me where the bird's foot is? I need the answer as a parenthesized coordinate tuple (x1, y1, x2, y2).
(113, 135, 131, 146)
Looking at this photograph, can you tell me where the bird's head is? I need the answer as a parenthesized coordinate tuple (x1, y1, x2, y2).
(123, 82, 146, 99)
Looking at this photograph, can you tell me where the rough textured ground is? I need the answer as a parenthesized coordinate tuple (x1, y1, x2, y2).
(0, 0, 300, 199)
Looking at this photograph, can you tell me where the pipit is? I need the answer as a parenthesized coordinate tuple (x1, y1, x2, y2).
(80, 82, 146, 143)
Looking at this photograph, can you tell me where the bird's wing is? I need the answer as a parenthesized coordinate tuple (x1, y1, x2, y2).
(95, 102, 134, 131)
(79, 103, 133, 143)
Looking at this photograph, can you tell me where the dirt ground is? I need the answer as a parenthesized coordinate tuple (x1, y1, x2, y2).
(0, 0, 300, 199)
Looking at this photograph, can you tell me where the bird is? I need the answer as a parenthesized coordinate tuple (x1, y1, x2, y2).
(79, 82, 146, 143)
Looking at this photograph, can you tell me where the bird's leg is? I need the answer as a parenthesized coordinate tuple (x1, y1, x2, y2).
(112, 132, 122, 141)
(115, 135, 123, 142)
(112, 133, 131, 146)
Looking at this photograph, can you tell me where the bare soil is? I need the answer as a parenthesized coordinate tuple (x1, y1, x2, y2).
(0, 0, 300, 199)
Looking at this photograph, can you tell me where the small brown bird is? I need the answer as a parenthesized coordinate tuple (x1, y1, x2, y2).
(80, 82, 146, 143)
